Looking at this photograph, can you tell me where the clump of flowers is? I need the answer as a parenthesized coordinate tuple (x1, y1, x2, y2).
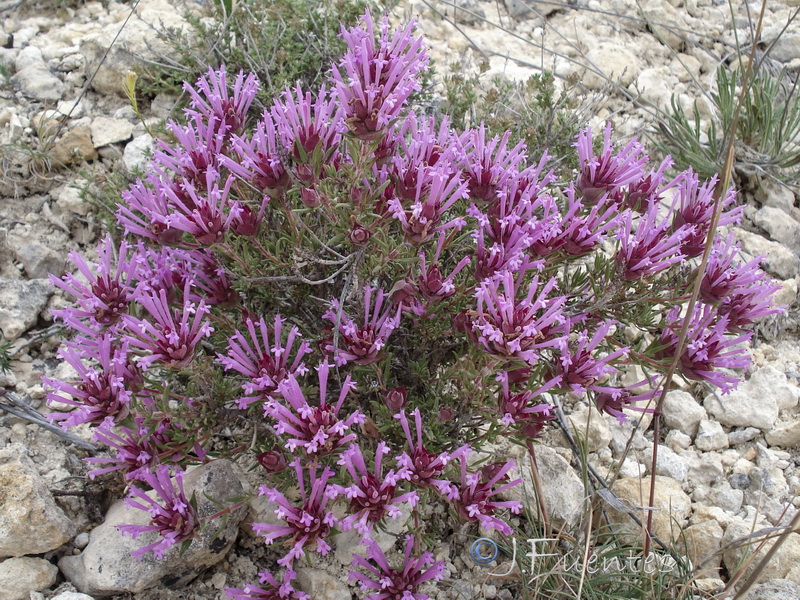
(42, 7, 784, 598)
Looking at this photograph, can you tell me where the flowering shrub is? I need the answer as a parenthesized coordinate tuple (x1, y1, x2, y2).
(45, 9, 783, 599)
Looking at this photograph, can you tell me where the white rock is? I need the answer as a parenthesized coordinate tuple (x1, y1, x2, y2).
(295, 568, 352, 600)
(643, 445, 689, 483)
(733, 227, 800, 280)
(122, 133, 154, 173)
(707, 482, 744, 514)
(728, 427, 761, 445)
(0, 444, 76, 557)
(695, 419, 729, 451)
(89, 117, 133, 148)
(0, 278, 53, 342)
(680, 519, 724, 578)
(566, 404, 612, 452)
(606, 476, 691, 545)
(56, 184, 90, 216)
(51, 593, 96, 600)
(583, 44, 640, 89)
(704, 366, 799, 431)
(10, 64, 65, 101)
(13, 242, 65, 279)
(0, 557, 58, 600)
(666, 430, 692, 451)
(14, 45, 43, 71)
(766, 420, 800, 448)
(756, 179, 798, 218)
(663, 390, 706, 437)
(635, 67, 676, 110)
(723, 517, 800, 583)
(753, 206, 800, 254)
(57, 98, 85, 119)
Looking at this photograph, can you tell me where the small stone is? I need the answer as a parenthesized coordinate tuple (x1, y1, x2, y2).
(746, 579, 800, 600)
(59, 460, 246, 596)
(583, 44, 640, 89)
(666, 430, 691, 451)
(695, 420, 729, 451)
(51, 593, 97, 600)
(663, 390, 706, 437)
(606, 476, 691, 545)
(57, 98, 85, 119)
(643, 445, 688, 483)
(723, 518, 800, 583)
(707, 482, 744, 514)
(753, 206, 800, 254)
(766, 421, 800, 448)
(0, 557, 58, 600)
(0, 278, 53, 341)
(15, 45, 44, 71)
(52, 126, 99, 167)
(14, 242, 65, 279)
(733, 227, 800, 280)
(56, 184, 90, 216)
(730, 473, 751, 490)
(89, 117, 134, 148)
(11, 64, 65, 101)
(122, 134, 154, 174)
(567, 404, 612, 452)
(504, 0, 560, 18)
(295, 568, 352, 600)
(680, 519, 724, 578)
(74, 532, 90, 549)
(0, 444, 75, 557)
(686, 451, 725, 488)
(756, 179, 798, 217)
(729, 428, 761, 445)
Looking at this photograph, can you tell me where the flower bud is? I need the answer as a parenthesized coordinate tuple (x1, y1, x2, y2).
(300, 186, 322, 207)
(383, 387, 407, 412)
(256, 447, 288, 472)
(348, 223, 371, 246)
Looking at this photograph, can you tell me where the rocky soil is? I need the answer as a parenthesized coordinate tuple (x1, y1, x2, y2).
(1, 0, 800, 598)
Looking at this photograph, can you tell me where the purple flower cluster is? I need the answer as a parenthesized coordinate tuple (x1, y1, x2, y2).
(41, 8, 785, 599)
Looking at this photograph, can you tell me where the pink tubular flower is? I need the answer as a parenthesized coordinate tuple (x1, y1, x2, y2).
(495, 370, 559, 435)
(180, 249, 237, 306)
(44, 335, 136, 428)
(51, 236, 137, 328)
(328, 442, 419, 539)
(461, 126, 527, 202)
(554, 321, 629, 396)
(252, 460, 338, 567)
(271, 84, 344, 167)
(656, 303, 752, 393)
(124, 283, 214, 370)
(415, 233, 471, 304)
(555, 186, 622, 257)
(672, 171, 742, 258)
(592, 386, 657, 424)
(615, 203, 688, 281)
(349, 535, 446, 600)
(162, 168, 239, 245)
(322, 286, 403, 366)
(117, 174, 183, 245)
(433, 456, 522, 535)
(575, 123, 647, 204)
(388, 163, 469, 245)
(155, 114, 226, 188)
(226, 569, 310, 600)
(217, 315, 312, 409)
(222, 113, 288, 194)
(264, 361, 363, 456)
(118, 465, 198, 560)
(471, 270, 567, 365)
(184, 66, 259, 135)
(332, 10, 428, 140)
(395, 409, 468, 487)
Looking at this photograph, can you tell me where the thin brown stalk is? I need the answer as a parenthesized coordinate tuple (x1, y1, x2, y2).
(643, 0, 768, 557)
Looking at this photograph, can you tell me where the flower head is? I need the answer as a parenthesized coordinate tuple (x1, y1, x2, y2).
(253, 460, 338, 567)
(222, 113, 288, 193)
(575, 123, 647, 204)
(332, 10, 428, 140)
(395, 409, 468, 487)
(328, 442, 419, 539)
(495, 370, 559, 436)
(118, 465, 198, 560)
(218, 315, 312, 409)
(264, 361, 363, 456)
(349, 535, 446, 600)
(615, 203, 688, 281)
(226, 569, 310, 600)
(184, 66, 259, 135)
(323, 286, 403, 366)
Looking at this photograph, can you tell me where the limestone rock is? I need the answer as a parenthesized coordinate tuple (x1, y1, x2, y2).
(0, 557, 58, 600)
(15, 45, 44, 71)
(59, 460, 246, 596)
(695, 419, 728, 452)
(0, 444, 76, 557)
(663, 390, 706, 437)
(566, 404, 612, 452)
(51, 593, 97, 600)
(333, 503, 411, 566)
(583, 44, 639, 89)
(680, 519, 723, 578)
(723, 518, 800, 583)
(704, 367, 799, 431)
(11, 64, 65, 101)
(295, 567, 352, 600)
(504, 0, 561, 18)
(733, 227, 800, 280)
(746, 579, 800, 600)
(605, 476, 691, 545)
(52, 126, 98, 167)
(766, 420, 800, 448)
(90, 117, 133, 148)
(14, 242, 65, 279)
(122, 134, 154, 174)
(642, 445, 688, 483)
(0, 278, 52, 341)
(753, 206, 800, 254)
